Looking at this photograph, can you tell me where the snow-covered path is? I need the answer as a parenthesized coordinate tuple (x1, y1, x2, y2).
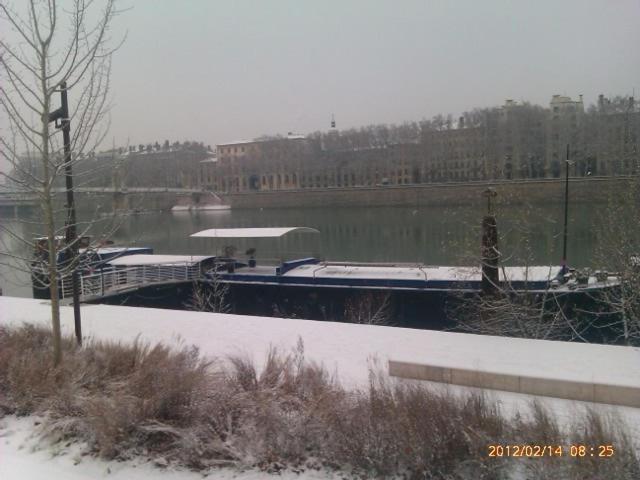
(1, 296, 639, 389)
(1, 296, 640, 479)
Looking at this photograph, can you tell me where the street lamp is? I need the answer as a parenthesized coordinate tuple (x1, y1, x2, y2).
(48, 81, 82, 345)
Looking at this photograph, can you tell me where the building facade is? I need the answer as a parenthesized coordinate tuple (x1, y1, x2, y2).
(199, 95, 639, 194)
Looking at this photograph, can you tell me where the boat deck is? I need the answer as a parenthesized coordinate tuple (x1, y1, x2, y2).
(208, 262, 576, 291)
(231, 265, 277, 275)
(224, 262, 561, 282)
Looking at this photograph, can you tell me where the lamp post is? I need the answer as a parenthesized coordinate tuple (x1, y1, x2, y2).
(48, 81, 82, 345)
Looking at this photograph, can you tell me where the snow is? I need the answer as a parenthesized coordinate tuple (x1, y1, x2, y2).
(0, 416, 339, 480)
(1, 296, 639, 390)
(106, 254, 215, 266)
(285, 263, 562, 282)
(286, 263, 429, 280)
(217, 135, 306, 147)
(80, 247, 150, 255)
(1, 296, 640, 478)
(191, 227, 320, 238)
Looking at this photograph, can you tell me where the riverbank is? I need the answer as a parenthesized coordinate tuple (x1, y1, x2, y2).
(223, 176, 636, 209)
(1, 297, 640, 478)
(24, 175, 633, 215)
(2, 296, 640, 404)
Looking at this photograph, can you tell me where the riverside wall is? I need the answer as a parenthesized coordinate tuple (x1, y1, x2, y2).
(223, 176, 636, 209)
(388, 359, 640, 408)
(60, 176, 636, 213)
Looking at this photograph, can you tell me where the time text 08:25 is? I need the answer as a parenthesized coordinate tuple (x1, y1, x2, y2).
(487, 445, 614, 458)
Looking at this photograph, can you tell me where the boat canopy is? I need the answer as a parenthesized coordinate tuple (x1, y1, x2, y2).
(107, 254, 215, 266)
(190, 227, 320, 238)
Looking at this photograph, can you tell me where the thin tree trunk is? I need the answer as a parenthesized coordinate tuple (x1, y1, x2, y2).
(44, 191, 62, 365)
(40, 45, 62, 366)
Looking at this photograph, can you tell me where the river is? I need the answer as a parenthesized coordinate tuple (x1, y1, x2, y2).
(0, 202, 625, 298)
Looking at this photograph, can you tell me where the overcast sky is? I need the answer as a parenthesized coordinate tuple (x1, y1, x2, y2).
(4, 0, 640, 154)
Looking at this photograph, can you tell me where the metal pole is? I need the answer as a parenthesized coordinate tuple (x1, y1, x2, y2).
(561, 144, 570, 273)
(59, 82, 82, 345)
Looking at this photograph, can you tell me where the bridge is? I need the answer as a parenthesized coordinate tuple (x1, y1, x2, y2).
(0, 186, 203, 196)
(0, 186, 207, 214)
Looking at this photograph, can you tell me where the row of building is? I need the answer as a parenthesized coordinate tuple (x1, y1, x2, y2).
(15, 94, 634, 193)
(200, 94, 639, 194)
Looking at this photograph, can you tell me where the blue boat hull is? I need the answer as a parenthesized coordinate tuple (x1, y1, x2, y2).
(85, 278, 621, 343)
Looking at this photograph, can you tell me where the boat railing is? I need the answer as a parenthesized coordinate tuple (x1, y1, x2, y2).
(60, 262, 202, 299)
(320, 261, 426, 268)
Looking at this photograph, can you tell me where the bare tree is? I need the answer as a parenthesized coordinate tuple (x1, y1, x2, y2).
(0, 0, 122, 364)
(185, 274, 230, 314)
(343, 291, 392, 326)
(445, 195, 608, 342)
(591, 152, 640, 345)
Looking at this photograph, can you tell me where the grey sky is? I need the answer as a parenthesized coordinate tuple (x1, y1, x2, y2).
(7, 0, 640, 153)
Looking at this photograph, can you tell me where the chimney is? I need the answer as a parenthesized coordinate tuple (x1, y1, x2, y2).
(459, 116, 465, 129)
(598, 94, 605, 112)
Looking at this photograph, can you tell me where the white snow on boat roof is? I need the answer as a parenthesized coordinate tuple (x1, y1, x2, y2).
(79, 247, 150, 254)
(107, 254, 214, 266)
(191, 227, 320, 238)
(284, 263, 562, 282)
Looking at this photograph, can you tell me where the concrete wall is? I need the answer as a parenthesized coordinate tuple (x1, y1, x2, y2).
(224, 176, 635, 209)
(54, 176, 635, 213)
(388, 360, 640, 408)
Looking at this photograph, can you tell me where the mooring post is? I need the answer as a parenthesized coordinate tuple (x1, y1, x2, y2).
(561, 144, 572, 274)
(481, 188, 500, 295)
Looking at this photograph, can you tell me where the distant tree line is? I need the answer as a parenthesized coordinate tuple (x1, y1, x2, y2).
(10, 140, 214, 191)
(203, 94, 638, 193)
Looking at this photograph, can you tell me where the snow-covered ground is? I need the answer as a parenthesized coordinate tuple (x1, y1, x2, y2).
(0, 416, 339, 480)
(1, 296, 639, 388)
(1, 296, 640, 478)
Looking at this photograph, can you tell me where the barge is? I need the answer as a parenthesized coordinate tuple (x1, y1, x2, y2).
(77, 227, 619, 336)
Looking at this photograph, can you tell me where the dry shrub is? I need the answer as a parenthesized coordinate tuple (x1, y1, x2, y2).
(0, 324, 638, 478)
(512, 401, 568, 479)
(322, 374, 507, 479)
(566, 408, 640, 480)
(0, 325, 77, 414)
(222, 341, 345, 468)
(513, 402, 640, 480)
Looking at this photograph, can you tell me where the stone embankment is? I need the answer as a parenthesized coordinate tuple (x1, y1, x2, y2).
(224, 176, 635, 209)
(53, 176, 635, 213)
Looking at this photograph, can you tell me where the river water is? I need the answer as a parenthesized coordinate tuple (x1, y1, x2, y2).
(0, 202, 623, 298)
